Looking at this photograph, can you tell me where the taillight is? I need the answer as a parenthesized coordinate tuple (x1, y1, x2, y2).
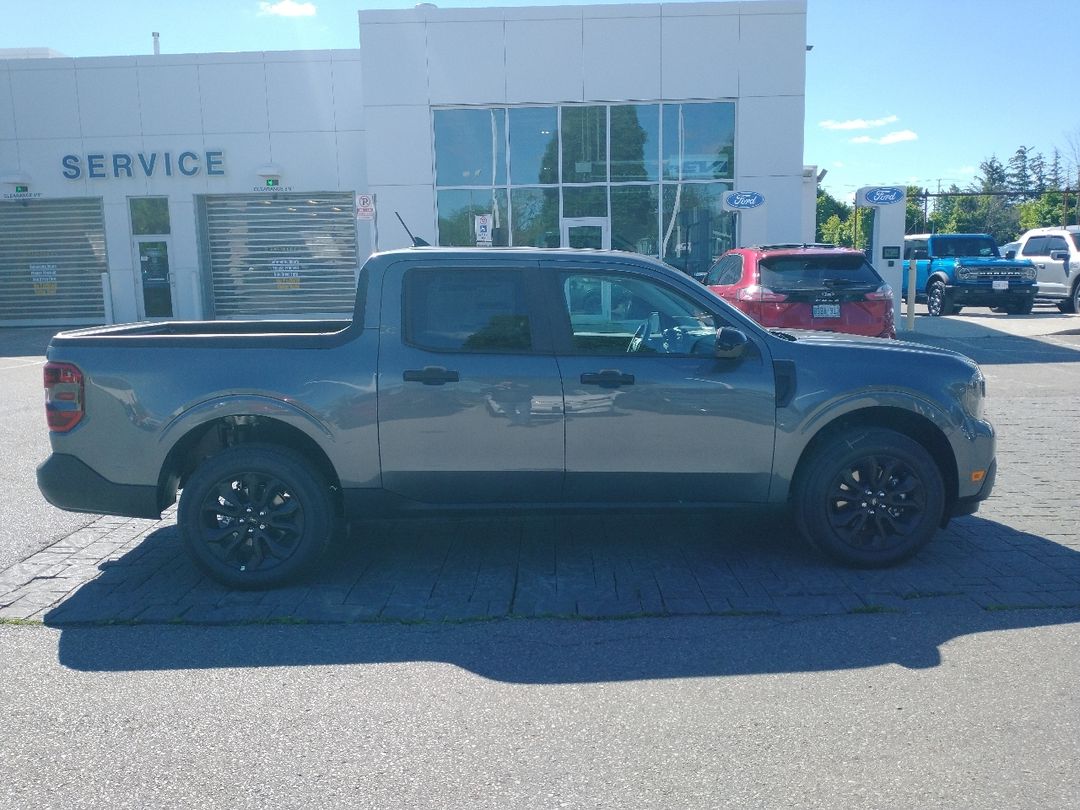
(44, 362, 84, 432)
(736, 284, 788, 302)
(865, 283, 894, 301)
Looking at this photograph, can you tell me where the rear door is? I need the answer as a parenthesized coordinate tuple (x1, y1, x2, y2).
(377, 258, 564, 503)
(547, 260, 776, 504)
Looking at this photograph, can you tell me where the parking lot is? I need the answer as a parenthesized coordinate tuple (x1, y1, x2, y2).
(2, 307, 1079, 626)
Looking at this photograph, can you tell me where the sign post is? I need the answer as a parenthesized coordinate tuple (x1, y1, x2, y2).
(855, 186, 906, 327)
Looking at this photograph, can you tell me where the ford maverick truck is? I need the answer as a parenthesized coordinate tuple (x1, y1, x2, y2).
(38, 248, 996, 588)
(903, 233, 1037, 316)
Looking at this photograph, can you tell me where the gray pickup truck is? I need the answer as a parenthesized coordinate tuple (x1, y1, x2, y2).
(38, 248, 996, 587)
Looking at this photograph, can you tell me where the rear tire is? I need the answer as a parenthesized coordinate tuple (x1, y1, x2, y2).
(793, 428, 945, 568)
(178, 444, 335, 589)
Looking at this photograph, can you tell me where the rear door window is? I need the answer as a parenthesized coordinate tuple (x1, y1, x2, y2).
(403, 267, 534, 352)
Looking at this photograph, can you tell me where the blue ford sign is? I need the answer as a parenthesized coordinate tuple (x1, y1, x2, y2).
(722, 191, 765, 211)
(860, 186, 904, 206)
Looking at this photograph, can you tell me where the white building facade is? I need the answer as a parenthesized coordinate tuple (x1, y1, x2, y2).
(0, 0, 808, 326)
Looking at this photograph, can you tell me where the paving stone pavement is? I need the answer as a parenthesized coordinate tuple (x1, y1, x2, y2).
(2, 329, 1079, 626)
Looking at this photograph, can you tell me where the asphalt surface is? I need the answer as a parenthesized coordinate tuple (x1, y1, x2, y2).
(2, 310, 1079, 807)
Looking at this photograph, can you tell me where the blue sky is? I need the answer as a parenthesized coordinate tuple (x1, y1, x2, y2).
(4, 0, 1079, 201)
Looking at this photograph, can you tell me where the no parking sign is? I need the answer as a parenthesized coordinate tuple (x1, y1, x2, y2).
(474, 214, 492, 245)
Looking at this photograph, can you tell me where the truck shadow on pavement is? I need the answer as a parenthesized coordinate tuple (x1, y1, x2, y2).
(45, 511, 1080, 679)
(900, 313, 1080, 365)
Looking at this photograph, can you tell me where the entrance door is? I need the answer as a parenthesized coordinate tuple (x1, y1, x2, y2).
(135, 238, 174, 318)
(561, 217, 610, 250)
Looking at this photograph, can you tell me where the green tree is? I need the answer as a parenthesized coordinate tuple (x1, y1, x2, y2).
(815, 187, 850, 242)
(905, 186, 929, 234)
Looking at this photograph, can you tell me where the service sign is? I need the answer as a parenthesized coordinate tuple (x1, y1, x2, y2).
(722, 191, 766, 211)
(858, 186, 905, 206)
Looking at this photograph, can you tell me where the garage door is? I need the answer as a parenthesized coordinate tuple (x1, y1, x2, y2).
(0, 198, 107, 326)
(199, 193, 359, 319)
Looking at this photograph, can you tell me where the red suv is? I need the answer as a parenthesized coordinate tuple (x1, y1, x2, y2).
(704, 244, 896, 338)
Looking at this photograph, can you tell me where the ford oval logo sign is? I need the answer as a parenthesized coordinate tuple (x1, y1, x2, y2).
(724, 191, 765, 210)
(861, 186, 904, 206)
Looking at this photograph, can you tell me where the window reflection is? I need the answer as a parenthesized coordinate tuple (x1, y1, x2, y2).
(611, 185, 659, 255)
(563, 186, 607, 219)
(432, 102, 736, 260)
(511, 188, 559, 247)
(436, 189, 509, 247)
(434, 108, 506, 187)
(662, 183, 735, 280)
(662, 103, 735, 181)
(611, 105, 659, 181)
(509, 107, 558, 185)
(561, 106, 607, 184)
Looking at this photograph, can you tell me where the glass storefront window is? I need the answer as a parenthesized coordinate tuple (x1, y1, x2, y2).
(611, 185, 659, 255)
(433, 102, 736, 258)
(661, 182, 735, 279)
(561, 106, 607, 184)
(437, 188, 509, 247)
(563, 186, 607, 219)
(610, 105, 659, 182)
(662, 102, 735, 181)
(434, 108, 507, 187)
(509, 107, 558, 185)
(511, 188, 559, 248)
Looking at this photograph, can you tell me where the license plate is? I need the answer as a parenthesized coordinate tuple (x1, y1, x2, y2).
(992, 280, 1009, 290)
(812, 303, 841, 319)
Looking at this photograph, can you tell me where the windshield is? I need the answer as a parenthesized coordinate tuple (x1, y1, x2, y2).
(931, 236, 998, 258)
(759, 254, 882, 290)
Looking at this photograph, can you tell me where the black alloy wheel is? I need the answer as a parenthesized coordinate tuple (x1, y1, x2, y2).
(926, 280, 949, 317)
(794, 428, 945, 568)
(178, 444, 335, 589)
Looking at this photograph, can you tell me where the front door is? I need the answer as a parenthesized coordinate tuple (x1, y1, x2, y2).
(548, 263, 777, 504)
(561, 217, 610, 250)
(135, 238, 174, 318)
(376, 259, 565, 503)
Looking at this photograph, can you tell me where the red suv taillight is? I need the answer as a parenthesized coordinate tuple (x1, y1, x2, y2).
(864, 283, 894, 301)
(44, 362, 85, 432)
(736, 284, 789, 303)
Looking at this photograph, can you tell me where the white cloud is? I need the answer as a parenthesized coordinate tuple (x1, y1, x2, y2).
(819, 115, 898, 131)
(258, 0, 316, 17)
(849, 129, 918, 146)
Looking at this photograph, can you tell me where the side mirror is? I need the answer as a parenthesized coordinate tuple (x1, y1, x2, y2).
(714, 327, 748, 360)
(1004, 249, 1016, 259)
(1050, 250, 1069, 262)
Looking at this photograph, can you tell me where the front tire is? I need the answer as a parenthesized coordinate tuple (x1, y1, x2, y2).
(1060, 281, 1080, 314)
(926, 280, 952, 317)
(793, 428, 946, 568)
(178, 444, 335, 589)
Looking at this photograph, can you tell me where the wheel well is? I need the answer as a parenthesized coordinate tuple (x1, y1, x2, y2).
(791, 406, 958, 509)
(157, 416, 342, 512)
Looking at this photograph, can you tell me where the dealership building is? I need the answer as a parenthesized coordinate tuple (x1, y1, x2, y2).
(0, 0, 811, 326)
